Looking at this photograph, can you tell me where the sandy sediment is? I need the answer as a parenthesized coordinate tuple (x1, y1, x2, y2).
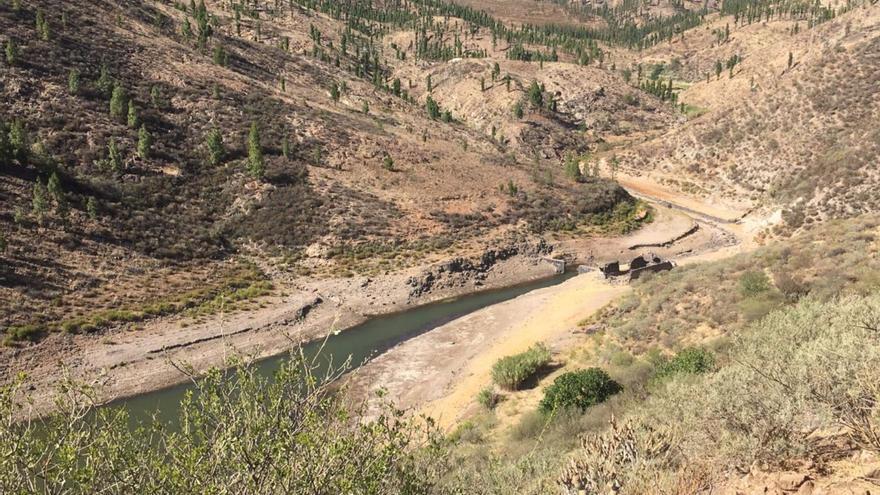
(348, 271, 629, 427)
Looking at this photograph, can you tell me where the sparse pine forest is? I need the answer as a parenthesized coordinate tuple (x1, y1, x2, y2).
(1, 0, 879, 493)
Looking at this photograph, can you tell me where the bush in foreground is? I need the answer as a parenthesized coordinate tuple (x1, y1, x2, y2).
(539, 368, 622, 414)
(0, 351, 445, 494)
(491, 343, 552, 391)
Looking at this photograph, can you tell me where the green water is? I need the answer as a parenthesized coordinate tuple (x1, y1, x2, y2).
(115, 271, 576, 424)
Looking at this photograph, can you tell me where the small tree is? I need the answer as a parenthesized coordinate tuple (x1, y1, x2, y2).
(137, 125, 152, 160)
(35, 10, 50, 41)
(109, 83, 126, 119)
(96, 65, 113, 96)
(247, 122, 264, 179)
(86, 197, 98, 219)
(513, 102, 524, 119)
(206, 128, 224, 166)
(107, 139, 122, 172)
(150, 86, 164, 108)
(68, 69, 80, 95)
(426, 96, 441, 120)
(329, 83, 340, 102)
(564, 153, 583, 182)
(32, 180, 49, 220)
(127, 101, 139, 128)
(9, 119, 28, 162)
(5, 39, 17, 66)
(527, 81, 543, 108)
(382, 155, 394, 171)
(787, 51, 794, 70)
(212, 44, 227, 66)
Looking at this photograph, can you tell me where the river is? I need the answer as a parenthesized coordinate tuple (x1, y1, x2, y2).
(115, 270, 577, 425)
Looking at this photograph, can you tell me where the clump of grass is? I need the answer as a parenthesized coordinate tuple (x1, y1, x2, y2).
(491, 343, 551, 391)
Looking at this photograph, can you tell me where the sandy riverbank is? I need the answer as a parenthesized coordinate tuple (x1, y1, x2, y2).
(348, 271, 628, 428)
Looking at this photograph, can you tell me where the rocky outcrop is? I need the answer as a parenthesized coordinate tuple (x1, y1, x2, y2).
(406, 240, 553, 299)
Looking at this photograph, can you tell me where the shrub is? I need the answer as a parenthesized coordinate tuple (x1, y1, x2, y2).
(739, 270, 770, 297)
(491, 343, 551, 391)
(476, 387, 499, 410)
(0, 351, 446, 491)
(653, 347, 715, 381)
(539, 368, 622, 414)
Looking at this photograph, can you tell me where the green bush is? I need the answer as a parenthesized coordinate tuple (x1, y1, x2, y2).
(491, 343, 551, 391)
(653, 347, 715, 381)
(539, 368, 622, 414)
(739, 270, 770, 297)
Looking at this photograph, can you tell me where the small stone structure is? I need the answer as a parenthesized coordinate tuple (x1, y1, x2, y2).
(600, 253, 675, 281)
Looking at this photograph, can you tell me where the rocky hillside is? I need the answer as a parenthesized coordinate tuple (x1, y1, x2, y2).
(0, 0, 661, 342)
(615, 3, 880, 234)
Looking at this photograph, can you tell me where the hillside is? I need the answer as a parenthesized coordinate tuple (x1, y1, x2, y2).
(0, 0, 655, 343)
(613, 3, 880, 234)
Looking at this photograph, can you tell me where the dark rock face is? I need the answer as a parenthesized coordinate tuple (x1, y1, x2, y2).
(405, 241, 553, 299)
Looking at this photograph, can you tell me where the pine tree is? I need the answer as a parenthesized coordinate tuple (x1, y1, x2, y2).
(382, 155, 394, 171)
(9, 119, 28, 162)
(96, 65, 113, 96)
(787, 52, 793, 69)
(206, 128, 224, 166)
(127, 101, 139, 128)
(714, 60, 723, 80)
(32, 180, 48, 220)
(68, 69, 80, 95)
(513, 102, 524, 119)
(426, 75, 432, 93)
(110, 83, 126, 119)
(281, 137, 291, 158)
(330, 83, 340, 102)
(47, 172, 67, 214)
(182, 17, 193, 39)
(35, 10, 50, 41)
(564, 153, 583, 182)
(150, 86, 164, 109)
(86, 196, 98, 219)
(5, 39, 17, 66)
(527, 81, 543, 107)
(213, 45, 227, 66)
(362, 101, 370, 114)
(137, 125, 152, 160)
(247, 122, 264, 179)
(426, 96, 441, 120)
(107, 139, 122, 172)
